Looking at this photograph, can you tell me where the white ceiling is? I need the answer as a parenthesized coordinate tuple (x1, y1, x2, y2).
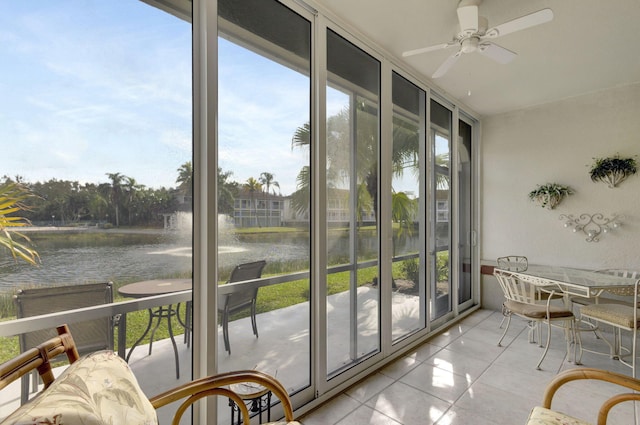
(313, 0, 640, 117)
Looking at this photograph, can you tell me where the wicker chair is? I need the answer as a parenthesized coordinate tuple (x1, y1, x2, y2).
(0, 324, 299, 425)
(526, 367, 640, 425)
(0, 325, 79, 394)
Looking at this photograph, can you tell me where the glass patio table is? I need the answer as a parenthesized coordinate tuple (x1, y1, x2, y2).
(495, 264, 638, 300)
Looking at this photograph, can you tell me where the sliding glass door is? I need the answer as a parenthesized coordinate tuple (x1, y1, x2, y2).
(391, 72, 425, 341)
(217, 0, 312, 410)
(326, 29, 381, 377)
(430, 99, 452, 321)
(457, 117, 474, 306)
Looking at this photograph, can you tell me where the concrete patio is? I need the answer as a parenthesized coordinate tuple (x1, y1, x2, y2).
(0, 286, 421, 424)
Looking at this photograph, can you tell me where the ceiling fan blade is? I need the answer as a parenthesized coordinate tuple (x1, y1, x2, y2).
(484, 8, 553, 38)
(478, 42, 517, 64)
(457, 1, 479, 35)
(432, 51, 462, 78)
(402, 42, 456, 58)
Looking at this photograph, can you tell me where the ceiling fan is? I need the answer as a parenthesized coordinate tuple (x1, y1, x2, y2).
(402, 0, 553, 78)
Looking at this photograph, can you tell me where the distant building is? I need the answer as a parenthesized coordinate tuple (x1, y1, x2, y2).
(233, 188, 285, 227)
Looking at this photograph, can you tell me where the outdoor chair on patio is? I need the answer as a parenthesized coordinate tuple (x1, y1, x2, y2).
(0, 324, 300, 425)
(13, 282, 116, 404)
(218, 260, 267, 354)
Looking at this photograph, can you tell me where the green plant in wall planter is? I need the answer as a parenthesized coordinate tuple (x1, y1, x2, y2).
(589, 154, 637, 188)
(528, 183, 574, 210)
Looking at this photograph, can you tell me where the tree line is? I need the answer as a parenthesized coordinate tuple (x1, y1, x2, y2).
(1, 162, 194, 228)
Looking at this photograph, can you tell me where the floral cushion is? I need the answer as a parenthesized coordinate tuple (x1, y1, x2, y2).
(1, 351, 157, 425)
(526, 406, 591, 425)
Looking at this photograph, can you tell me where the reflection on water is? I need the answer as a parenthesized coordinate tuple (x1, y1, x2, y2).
(0, 230, 193, 292)
(0, 223, 418, 293)
(0, 228, 311, 293)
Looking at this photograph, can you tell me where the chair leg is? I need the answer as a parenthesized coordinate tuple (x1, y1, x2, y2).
(251, 301, 258, 338)
(497, 312, 511, 347)
(20, 373, 30, 405)
(223, 311, 231, 354)
(632, 328, 637, 379)
(536, 319, 553, 370)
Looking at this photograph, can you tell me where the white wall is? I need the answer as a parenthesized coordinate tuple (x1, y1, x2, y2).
(480, 82, 640, 308)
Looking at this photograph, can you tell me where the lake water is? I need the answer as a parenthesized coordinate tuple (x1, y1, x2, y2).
(0, 226, 419, 294)
(0, 228, 311, 293)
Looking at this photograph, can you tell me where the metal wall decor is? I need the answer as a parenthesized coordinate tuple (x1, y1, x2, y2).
(559, 213, 623, 242)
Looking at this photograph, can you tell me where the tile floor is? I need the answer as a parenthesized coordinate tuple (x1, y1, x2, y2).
(2, 308, 638, 424)
(299, 309, 638, 425)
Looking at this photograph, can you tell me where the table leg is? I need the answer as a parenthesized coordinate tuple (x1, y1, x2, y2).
(166, 304, 180, 379)
(176, 301, 192, 347)
(126, 308, 154, 363)
(125, 305, 181, 379)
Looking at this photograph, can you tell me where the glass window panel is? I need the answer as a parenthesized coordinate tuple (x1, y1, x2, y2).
(326, 30, 380, 377)
(0, 2, 192, 422)
(217, 0, 312, 415)
(391, 72, 425, 342)
(458, 119, 473, 304)
(430, 100, 452, 320)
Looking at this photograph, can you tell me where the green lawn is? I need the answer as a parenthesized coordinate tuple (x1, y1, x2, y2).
(0, 260, 417, 363)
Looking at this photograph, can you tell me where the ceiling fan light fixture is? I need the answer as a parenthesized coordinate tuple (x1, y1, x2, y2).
(461, 37, 479, 53)
(402, 4, 553, 78)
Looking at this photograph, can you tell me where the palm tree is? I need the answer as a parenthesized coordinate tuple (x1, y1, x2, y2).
(244, 177, 262, 227)
(0, 183, 39, 265)
(291, 123, 311, 217)
(218, 167, 238, 215)
(106, 172, 126, 227)
(123, 177, 143, 225)
(259, 172, 279, 227)
(176, 161, 193, 201)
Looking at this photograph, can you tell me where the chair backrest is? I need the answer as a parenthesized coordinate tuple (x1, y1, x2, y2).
(227, 260, 267, 284)
(494, 269, 539, 305)
(219, 261, 267, 312)
(149, 369, 296, 425)
(496, 256, 528, 271)
(0, 324, 79, 392)
(14, 282, 114, 356)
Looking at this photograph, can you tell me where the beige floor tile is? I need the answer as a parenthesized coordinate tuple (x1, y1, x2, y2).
(345, 372, 396, 403)
(400, 362, 473, 404)
(365, 381, 451, 425)
(335, 404, 403, 425)
(298, 393, 361, 425)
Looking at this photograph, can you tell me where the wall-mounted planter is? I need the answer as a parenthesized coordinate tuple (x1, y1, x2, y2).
(589, 155, 637, 188)
(528, 183, 574, 209)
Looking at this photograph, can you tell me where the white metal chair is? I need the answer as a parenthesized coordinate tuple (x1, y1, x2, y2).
(579, 279, 640, 378)
(496, 256, 528, 329)
(496, 255, 528, 271)
(571, 269, 640, 346)
(494, 269, 578, 370)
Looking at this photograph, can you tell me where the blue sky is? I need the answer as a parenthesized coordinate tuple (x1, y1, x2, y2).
(1, 1, 312, 195)
(1, 1, 420, 196)
(1, 1, 192, 189)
